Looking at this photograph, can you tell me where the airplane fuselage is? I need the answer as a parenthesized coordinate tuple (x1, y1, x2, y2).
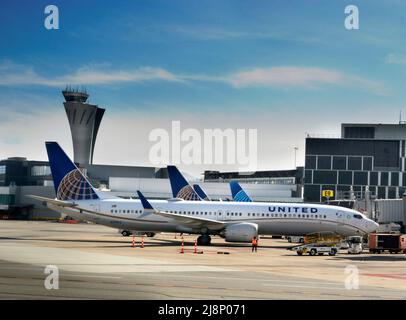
(49, 198, 377, 237)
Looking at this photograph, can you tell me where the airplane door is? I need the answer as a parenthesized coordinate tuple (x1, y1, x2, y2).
(218, 210, 225, 221)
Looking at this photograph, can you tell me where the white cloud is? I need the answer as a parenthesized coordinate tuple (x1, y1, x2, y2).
(63, 65, 182, 85)
(185, 66, 386, 94)
(385, 53, 406, 65)
(0, 61, 183, 87)
(225, 67, 343, 87)
(0, 60, 385, 94)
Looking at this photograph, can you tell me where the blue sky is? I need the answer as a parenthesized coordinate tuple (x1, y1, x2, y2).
(1, 1, 406, 174)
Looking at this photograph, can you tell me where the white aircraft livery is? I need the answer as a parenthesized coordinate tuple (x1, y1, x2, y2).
(30, 142, 379, 245)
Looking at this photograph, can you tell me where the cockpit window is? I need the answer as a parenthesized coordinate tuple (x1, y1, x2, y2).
(353, 214, 363, 219)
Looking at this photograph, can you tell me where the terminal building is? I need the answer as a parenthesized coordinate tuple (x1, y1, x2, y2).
(304, 123, 406, 203)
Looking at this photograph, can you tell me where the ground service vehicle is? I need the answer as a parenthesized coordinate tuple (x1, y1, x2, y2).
(347, 236, 363, 254)
(368, 233, 406, 254)
(286, 236, 304, 243)
(290, 243, 339, 256)
(288, 232, 343, 256)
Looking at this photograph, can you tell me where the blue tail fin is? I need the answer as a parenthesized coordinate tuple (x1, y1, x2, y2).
(46, 142, 99, 200)
(167, 165, 201, 201)
(193, 184, 210, 201)
(230, 181, 252, 202)
(137, 190, 154, 210)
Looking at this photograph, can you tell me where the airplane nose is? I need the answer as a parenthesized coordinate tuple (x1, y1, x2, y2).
(368, 220, 379, 233)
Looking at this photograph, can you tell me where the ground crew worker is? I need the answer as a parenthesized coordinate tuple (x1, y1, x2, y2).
(251, 236, 258, 252)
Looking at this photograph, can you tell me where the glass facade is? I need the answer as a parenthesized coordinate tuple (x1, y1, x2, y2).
(31, 165, 51, 176)
(348, 157, 362, 170)
(317, 156, 332, 170)
(304, 138, 404, 202)
(338, 171, 352, 185)
(370, 172, 378, 185)
(0, 159, 52, 186)
(332, 156, 346, 170)
(0, 194, 15, 205)
(343, 126, 375, 139)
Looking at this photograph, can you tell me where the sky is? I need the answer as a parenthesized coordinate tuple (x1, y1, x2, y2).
(1, 0, 406, 177)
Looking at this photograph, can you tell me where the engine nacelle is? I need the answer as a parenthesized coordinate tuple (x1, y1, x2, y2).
(222, 222, 258, 243)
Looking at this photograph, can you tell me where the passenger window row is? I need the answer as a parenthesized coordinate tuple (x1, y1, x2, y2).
(109, 208, 328, 220)
(247, 213, 327, 219)
(111, 209, 142, 214)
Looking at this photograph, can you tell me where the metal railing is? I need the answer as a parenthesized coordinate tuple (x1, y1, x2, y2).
(305, 133, 341, 139)
(204, 177, 296, 185)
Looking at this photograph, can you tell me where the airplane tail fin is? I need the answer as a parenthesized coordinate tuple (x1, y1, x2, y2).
(193, 184, 211, 201)
(136, 190, 156, 217)
(46, 141, 99, 201)
(167, 165, 201, 201)
(230, 181, 252, 202)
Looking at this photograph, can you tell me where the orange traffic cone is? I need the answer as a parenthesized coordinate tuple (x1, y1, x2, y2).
(180, 237, 184, 254)
(141, 235, 144, 248)
(194, 239, 197, 254)
(132, 235, 135, 248)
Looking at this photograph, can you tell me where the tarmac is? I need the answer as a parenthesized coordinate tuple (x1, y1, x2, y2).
(0, 221, 405, 299)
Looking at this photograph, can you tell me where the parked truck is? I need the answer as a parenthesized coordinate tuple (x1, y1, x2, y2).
(368, 233, 406, 254)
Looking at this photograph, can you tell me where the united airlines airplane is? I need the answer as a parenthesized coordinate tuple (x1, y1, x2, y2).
(30, 142, 379, 245)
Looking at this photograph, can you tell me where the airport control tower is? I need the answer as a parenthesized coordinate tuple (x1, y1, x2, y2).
(62, 87, 105, 166)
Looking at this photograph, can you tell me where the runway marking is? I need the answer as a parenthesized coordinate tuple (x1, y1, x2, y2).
(163, 273, 340, 286)
(363, 273, 406, 281)
(262, 283, 345, 290)
(63, 275, 122, 279)
(162, 273, 404, 294)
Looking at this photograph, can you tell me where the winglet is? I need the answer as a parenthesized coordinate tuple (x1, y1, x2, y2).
(137, 190, 154, 210)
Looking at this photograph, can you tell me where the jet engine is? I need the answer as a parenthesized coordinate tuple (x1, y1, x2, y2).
(221, 222, 258, 243)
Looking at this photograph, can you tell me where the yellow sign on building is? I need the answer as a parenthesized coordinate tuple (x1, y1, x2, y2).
(322, 190, 334, 198)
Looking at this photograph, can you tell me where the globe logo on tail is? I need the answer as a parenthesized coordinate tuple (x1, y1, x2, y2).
(176, 185, 201, 201)
(57, 169, 98, 200)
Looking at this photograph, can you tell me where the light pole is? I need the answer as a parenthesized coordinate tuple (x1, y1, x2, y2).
(293, 146, 298, 168)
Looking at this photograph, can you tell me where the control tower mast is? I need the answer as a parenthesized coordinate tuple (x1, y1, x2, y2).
(62, 86, 105, 166)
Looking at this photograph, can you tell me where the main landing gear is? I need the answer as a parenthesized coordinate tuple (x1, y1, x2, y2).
(197, 234, 211, 245)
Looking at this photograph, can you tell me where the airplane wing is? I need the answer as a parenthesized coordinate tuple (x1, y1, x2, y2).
(28, 195, 160, 223)
(149, 210, 225, 230)
(137, 190, 225, 231)
(27, 195, 77, 208)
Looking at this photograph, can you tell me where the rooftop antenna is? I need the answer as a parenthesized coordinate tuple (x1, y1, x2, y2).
(399, 110, 406, 124)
